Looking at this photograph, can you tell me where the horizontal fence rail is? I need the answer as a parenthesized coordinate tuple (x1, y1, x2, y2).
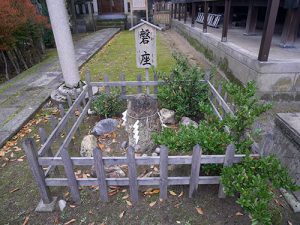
(22, 70, 262, 209)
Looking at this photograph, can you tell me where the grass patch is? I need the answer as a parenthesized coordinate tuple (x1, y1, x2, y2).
(80, 31, 175, 81)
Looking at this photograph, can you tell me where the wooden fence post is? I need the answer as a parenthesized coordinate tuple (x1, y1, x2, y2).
(218, 144, 235, 198)
(38, 127, 60, 175)
(104, 75, 110, 94)
(189, 145, 202, 198)
(22, 138, 53, 204)
(93, 147, 109, 202)
(136, 74, 142, 94)
(85, 70, 93, 100)
(120, 74, 127, 96)
(127, 146, 139, 203)
(61, 148, 81, 203)
(159, 145, 168, 200)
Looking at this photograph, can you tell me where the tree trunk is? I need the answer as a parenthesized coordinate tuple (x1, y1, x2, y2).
(7, 50, 20, 74)
(14, 47, 28, 70)
(1, 51, 10, 80)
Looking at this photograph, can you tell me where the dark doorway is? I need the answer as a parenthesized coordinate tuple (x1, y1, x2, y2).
(99, 0, 124, 13)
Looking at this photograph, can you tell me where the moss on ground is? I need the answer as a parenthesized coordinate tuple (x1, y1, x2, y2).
(80, 31, 175, 81)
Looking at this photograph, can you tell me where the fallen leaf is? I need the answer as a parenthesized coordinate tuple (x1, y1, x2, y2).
(174, 203, 181, 208)
(69, 204, 76, 208)
(119, 210, 126, 218)
(98, 143, 106, 149)
(64, 219, 76, 225)
(149, 201, 156, 207)
(288, 221, 293, 225)
(235, 212, 243, 216)
(17, 158, 24, 162)
(196, 207, 204, 215)
(126, 200, 132, 206)
(178, 191, 184, 197)
(121, 189, 127, 193)
(144, 189, 160, 195)
(10, 188, 20, 193)
(169, 190, 177, 196)
(22, 216, 29, 225)
(122, 194, 129, 200)
(274, 199, 284, 207)
(176, 221, 181, 224)
(159, 198, 163, 202)
(108, 190, 118, 196)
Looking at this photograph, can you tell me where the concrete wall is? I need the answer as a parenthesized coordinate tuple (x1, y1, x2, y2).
(172, 20, 300, 101)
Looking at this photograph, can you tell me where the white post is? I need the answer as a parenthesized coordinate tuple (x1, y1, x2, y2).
(93, 0, 98, 15)
(46, 0, 80, 88)
(75, 4, 80, 14)
(124, 0, 128, 14)
(82, 4, 87, 14)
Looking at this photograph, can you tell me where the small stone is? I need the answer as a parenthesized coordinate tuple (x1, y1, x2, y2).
(121, 141, 128, 149)
(92, 118, 118, 136)
(88, 109, 96, 115)
(105, 165, 126, 178)
(58, 199, 66, 212)
(152, 152, 158, 156)
(80, 135, 98, 157)
(160, 108, 176, 124)
(142, 154, 147, 157)
(155, 147, 161, 154)
(180, 117, 198, 128)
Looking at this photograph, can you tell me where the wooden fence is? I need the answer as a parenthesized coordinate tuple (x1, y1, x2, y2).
(153, 2, 172, 26)
(22, 70, 260, 208)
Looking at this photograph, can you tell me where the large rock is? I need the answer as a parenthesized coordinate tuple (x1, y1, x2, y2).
(92, 118, 118, 136)
(80, 135, 98, 157)
(125, 94, 161, 153)
(180, 117, 198, 128)
(160, 108, 176, 124)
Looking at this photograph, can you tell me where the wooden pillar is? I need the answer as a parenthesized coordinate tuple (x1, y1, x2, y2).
(174, 3, 177, 19)
(244, 0, 258, 35)
(184, 3, 188, 23)
(222, 0, 231, 42)
(258, 0, 280, 61)
(203, 1, 208, 32)
(178, 3, 182, 21)
(280, 7, 300, 48)
(191, 2, 196, 27)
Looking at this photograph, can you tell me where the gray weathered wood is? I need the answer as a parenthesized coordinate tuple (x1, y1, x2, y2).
(104, 75, 110, 94)
(120, 74, 126, 96)
(49, 115, 58, 131)
(153, 72, 158, 94)
(39, 127, 60, 176)
(45, 176, 221, 187)
(93, 147, 109, 202)
(159, 145, 168, 200)
(58, 104, 65, 117)
(90, 80, 164, 87)
(189, 145, 202, 198)
(44, 100, 91, 177)
(22, 138, 53, 203)
(61, 147, 81, 203)
(127, 146, 139, 203)
(207, 80, 234, 116)
(85, 70, 93, 99)
(136, 74, 142, 94)
(38, 89, 88, 156)
(218, 144, 235, 198)
(39, 154, 260, 166)
(66, 94, 73, 108)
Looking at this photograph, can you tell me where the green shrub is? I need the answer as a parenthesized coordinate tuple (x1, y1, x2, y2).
(152, 120, 230, 155)
(92, 90, 126, 118)
(222, 81, 272, 152)
(157, 55, 209, 120)
(221, 155, 298, 225)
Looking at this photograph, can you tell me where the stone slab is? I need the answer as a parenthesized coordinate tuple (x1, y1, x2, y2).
(0, 28, 120, 148)
(0, 107, 19, 125)
(35, 197, 58, 212)
(275, 113, 300, 148)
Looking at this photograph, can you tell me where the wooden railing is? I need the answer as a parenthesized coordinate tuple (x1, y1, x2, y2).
(22, 70, 260, 208)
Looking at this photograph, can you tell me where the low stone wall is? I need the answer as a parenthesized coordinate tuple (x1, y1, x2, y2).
(269, 113, 300, 200)
(171, 19, 300, 101)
